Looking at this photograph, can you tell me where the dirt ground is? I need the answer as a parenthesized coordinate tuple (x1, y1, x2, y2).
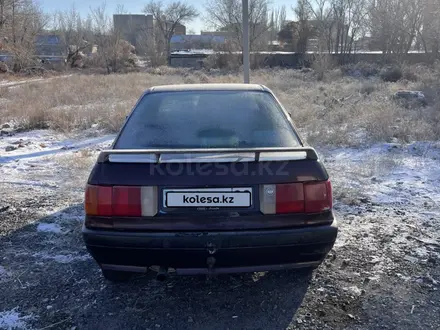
(1, 134, 440, 330)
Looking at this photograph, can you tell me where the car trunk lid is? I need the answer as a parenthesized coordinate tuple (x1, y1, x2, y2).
(85, 148, 332, 230)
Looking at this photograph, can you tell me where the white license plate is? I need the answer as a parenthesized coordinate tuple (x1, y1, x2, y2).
(164, 189, 252, 208)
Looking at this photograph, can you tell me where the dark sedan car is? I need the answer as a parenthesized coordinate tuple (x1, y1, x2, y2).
(82, 84, 337, 282)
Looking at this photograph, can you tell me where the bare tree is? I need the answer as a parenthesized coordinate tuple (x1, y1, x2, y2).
(367, 0, 425, 55)
(330, 0, 368, 54)
(278, 6, 287, 32)
(344, 0, 368, 53)
(294, 0, 312, 53)
(205, 0, 270, 51)
(269, 6, 286, 44)
(90, 4, 114, 73)
(90, 4, 136, 73)
(143, 0, 198, 65)
(115, 4, 128, 15)
(305, 0, 334, 52)
(54, 5, 95, 67)
(421, 0, 440, 55)
(302, 0, 368, 54)
(0, 0, 11, 31)
(136, 24, 165, 66)
(332, 0, 344, 54)
(0, 0, 49, 71)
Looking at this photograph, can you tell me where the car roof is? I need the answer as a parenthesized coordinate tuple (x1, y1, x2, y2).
(149, 83, 269, 93)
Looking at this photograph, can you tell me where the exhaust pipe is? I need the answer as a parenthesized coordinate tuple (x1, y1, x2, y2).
(156, 266, 168, 281)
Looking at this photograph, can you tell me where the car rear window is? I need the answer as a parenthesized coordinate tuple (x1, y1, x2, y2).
(114, 90, 300, 149)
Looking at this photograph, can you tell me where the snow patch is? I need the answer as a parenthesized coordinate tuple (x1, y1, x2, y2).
(0, 131, 114, 196)
(319, 142, 440, 207)
(344, 286, 363, 296)
(0, 308, 35, 329)
(0, 74, 72, 89)
(0, 265, 9, 282)
(414, 247, 429, 258)
(59, 213, 83, 221)
(0, 78, 45, 87)
(37, 223, 63, 234)
(0, 131, 115, 163)
(51, 254, 89, 263)
(33, 252, 90, 264)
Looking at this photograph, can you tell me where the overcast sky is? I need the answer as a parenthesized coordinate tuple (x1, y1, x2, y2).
(39, 0, 295, 33)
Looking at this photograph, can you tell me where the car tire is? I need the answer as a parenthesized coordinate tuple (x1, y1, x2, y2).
(101, 269, 132, 282)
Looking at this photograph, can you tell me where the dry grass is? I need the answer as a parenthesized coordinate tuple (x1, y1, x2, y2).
(252, 67, 440, 146)
(1, 72, 183, 132)
(1, 64, 439, 147)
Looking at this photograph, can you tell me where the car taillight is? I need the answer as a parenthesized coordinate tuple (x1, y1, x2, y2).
(85, 185, 157, 217)
(260, 181, 332, 215)
(112, 186, 142, 216)
(304, 181, 332, 213)
(276, 183, 305, 214)
(85, 185, 112, 216)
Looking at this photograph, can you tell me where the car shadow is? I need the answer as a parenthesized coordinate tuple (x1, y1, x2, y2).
(0, 204, 314, 330)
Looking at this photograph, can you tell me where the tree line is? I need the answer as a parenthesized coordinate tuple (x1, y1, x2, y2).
(278, 0, 440, 56)
(0, 0, 439, 72)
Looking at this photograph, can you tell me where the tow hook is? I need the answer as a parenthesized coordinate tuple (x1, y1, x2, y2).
(207, 256, 216, 269)
(156, 266, 168, 281)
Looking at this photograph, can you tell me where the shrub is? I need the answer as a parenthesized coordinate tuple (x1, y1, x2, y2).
(0, 61, 10, 73)
(203, 53, 241, 70)
(311, 53, 335, 81)
(192, 70, 210, 83)
(341, 62, 380, 78)
(380, 66, 403, 82)
(359, 82, 376, 95)
(83, 39, 139, 73)
(402, 69, 418, 82)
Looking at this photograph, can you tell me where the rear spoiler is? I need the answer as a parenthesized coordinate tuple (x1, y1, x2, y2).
(97, 147, 319, 163)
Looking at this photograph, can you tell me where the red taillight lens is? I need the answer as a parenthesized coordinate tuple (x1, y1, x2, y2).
(85, 185, 112, 216)
(304, 181, 332, 213)
(85, 185, 153, 217)
(260, 180, 332, 215)
(276, 183, 305, 214)
(112, 186, 142, 216)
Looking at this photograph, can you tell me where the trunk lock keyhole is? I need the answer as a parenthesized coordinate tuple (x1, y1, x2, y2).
(206, 243, 217, 255)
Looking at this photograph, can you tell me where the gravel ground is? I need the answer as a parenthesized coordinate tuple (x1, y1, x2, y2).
(1, 134, 439, 330)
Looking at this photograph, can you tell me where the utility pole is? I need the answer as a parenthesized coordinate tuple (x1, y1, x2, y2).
(242, 0, 250, 83)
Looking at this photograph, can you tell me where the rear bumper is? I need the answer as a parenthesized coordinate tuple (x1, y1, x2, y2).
(82, 221, 338, 274)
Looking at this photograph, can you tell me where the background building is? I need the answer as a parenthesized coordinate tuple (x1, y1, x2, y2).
(113, 14, 186, 54)
(113, 14, 154, 53)
(201, 31, 234, 37)
(35, 34, 65, 56)
(170, 35, 227, 51)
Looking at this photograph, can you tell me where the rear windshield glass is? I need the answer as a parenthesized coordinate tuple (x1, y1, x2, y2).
(114, 90, 300, 149)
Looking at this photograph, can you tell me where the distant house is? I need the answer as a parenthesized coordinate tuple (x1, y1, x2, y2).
(113, 14, 154, 52)
(35, 34, 65, 56)
(170, 34, 227, 51)
(209, 24, 270, 50)
(279, 20, 350, 52)
(172, 23, 186, 35)
(354, 36, 375, 51)
(201, 31, 234, 37)
(113, 14, 186, 54)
